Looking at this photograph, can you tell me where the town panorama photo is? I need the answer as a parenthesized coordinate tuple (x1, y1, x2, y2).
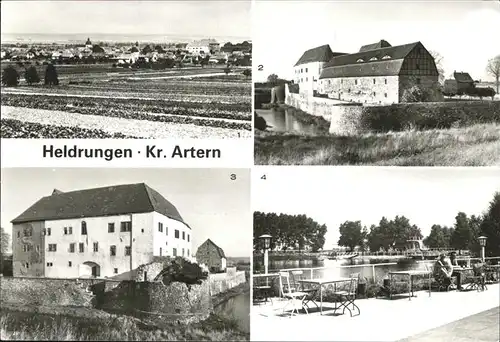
(1, 0, 252, 139)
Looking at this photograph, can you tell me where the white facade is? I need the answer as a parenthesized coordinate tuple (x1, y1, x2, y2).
(14, 211, 192, 279)
(294, 61, 326, 96)
(186, 44, 210, 55)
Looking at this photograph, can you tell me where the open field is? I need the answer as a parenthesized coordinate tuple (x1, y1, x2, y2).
(0, 303, 248, 341)
(255, 123, 500, 166)
(1, 64, 251, 138)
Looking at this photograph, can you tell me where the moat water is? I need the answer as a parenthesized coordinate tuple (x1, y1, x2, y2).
(213, 292, 249, 333)
(256, 108, 322, 135)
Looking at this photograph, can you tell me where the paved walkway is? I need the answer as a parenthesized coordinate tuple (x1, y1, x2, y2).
(251, 284, 500, 341)
(401, 307, 499, 342)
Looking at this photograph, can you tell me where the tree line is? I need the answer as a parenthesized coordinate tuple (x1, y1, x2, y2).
(2, 63, 59, 87)
(337, 192, 500, 257)
(253, 211, 327, 252)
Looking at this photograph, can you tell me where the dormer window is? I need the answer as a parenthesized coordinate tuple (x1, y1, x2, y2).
(369, 57, 378, 61)
(382, 55, 391, 60)
(356, 59, 364, 63)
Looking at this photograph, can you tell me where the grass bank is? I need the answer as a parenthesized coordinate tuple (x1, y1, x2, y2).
(0, 303, 248, 341)
(255, 123, 500, 166)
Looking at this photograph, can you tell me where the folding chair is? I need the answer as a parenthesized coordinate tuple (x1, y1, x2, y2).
(278, 271, 310, 317)
(332, 273, 360, 317)
(466, 263, 487, 291)
(290, 270, 319, 311)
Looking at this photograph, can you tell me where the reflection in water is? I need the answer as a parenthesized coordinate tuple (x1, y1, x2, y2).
(214, 292, 250, 333)
(256, 108, 321, 135)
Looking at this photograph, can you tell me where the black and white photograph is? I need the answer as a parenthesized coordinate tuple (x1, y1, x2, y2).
(254, 0, 500, 165)
(1, 0, 252, 139)
(0, 168, 251, 340)
(252, 167, 500, 341)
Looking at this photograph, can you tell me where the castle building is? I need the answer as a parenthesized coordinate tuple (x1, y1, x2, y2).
(318, 40, 441, 104)
(293, 44, 347, 96)
(11, 183, 192, 279)
(195, 239, 227, 273)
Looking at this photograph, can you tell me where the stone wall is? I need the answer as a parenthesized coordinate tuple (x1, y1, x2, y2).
(208, 270, 246, 296)
(321, 76, 400, 104)
(0, 276, 94, 307)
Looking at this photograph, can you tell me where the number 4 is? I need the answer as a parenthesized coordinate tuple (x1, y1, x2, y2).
(261, 174, 266, 180)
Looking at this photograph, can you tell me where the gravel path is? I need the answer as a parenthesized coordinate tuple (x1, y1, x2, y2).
(1, 106, 251, 139)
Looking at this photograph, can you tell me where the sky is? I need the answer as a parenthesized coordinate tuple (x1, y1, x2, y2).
(1, 0, 251, 41)
(252, 167, 500, 249)
(1, 168, 251, 258)
(253, 0, 500, 82)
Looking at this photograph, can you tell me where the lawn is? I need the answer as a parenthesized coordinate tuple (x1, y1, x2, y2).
(255, 123, 500, 166)
(0, 303, 249, 341)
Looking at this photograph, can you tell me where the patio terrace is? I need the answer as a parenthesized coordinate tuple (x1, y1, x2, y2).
(251, 283, 500, 341)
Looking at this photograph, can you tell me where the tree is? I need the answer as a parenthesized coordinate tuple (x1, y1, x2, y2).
(44, 63, 59, 85)
(451, 212, 474, 250)
(423, 224, 453, 248)
(479, 192, 500, 257)
(242, 68, 251, 79)
(0, 227, 9, 256)
(430, 50, 445, 84)
(486, 55, 500, 94)
(1, 66, 20, 86)
(338, 221, 364, 251)
(267, 73, 279, 85)
(24, 66, 40, 85)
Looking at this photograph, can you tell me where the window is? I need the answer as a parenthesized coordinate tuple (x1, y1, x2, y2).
(36, 245, 40, 252)
(114, 268, 118, 274)
(69, 227, 72, 234)
(173, 248, 177, 257)
(182, 248, 185, 257)
(68, 261, 72, 267)
(341, 79, 343, 84)
(24, 262, 29, 269)
(81, 221, 87, 235)
(416, 63, 420, 70)
(385, 93, 388, 98)
(300, 68, 303, 73)
(120, 221, 132, 232)
(125, 246, 131, 256)
(416, 78, 421, 84)
(384, 79, 387, 85)
(175, 230, 180, 239)
(69, 243, 75, 253)
(64, 227, 68, 235)
(158, 223, 163, 232)
(305, 77, 308, 82)
(108, 223, 115, 233)
(48, 244, 57, 252)
(79, 243, 84, 253)
(369, 57, 378, 61)
(355, 80, 358, 85)
(46, 262, 53, 267)
(348, 89, 351, 93)
(93, 242, 99, 252)
(182, 232, 185, 240)
(159, 247, 162, 256)
(187, 234, 190, 242)
(110, 245, 116, 256)
(373, 79, 376, 84)
(165, 227, 168, 236)
(141, 229, 144, 233)
(305, 68, 308, 72)
(373, 92, 376, 96)
(17, 231, 20, 238)
(187, 249, 190, 257)
(382, 55, 391, 60)
(356, 58, 364, 63)
(47, 228, 51, 236)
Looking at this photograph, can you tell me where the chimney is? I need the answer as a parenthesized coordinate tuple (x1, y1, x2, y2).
(52, 189, 63, 195)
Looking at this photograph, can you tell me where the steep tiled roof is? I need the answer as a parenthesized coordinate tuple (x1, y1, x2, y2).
(320, 42, 424, 78)
(294, 44, 345, 66)
(453, 72, 473, 83)
(359, 40, 392, 52)
(11, 183, 188, 227)
(204, 239, 226, 258)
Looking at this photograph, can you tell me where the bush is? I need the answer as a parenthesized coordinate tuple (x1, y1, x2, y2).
(401, 85, 434, 103)
(156, 257, 208, 286)
(24, 66, 40, 85)
(466, 86, 496, 100)
(1, 66, 20, 86)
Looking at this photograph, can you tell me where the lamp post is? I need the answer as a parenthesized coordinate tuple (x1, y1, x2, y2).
(259, 234, 272, 274)
(478, 236, 487, 263)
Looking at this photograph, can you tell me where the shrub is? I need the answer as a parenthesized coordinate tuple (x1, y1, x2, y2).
(401, 85, 434, 103)
(288, 83, 299, 94)
(44, 64, 59, 85)
(1, 66, 20, 86)
(157, 257, 208, 286)
(24, 66, 40, 85)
